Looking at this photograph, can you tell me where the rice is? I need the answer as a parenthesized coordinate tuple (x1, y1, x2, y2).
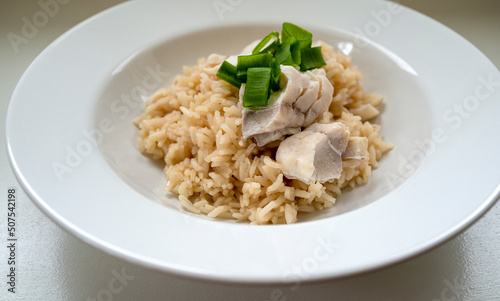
(134, 41, 393, 224)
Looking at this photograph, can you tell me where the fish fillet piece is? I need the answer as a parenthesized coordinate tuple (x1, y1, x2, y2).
(242, 66, 334, 146)
(276, 122, 350, 184)
(342, 137, 369, 160)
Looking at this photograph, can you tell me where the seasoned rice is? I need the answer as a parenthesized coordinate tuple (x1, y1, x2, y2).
(134, 41, 393, 224)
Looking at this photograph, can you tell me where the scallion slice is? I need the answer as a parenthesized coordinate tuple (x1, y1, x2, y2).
(243, 67, 271, 108)
(282, 22, 312, 45)
(237, 53, 273, 81)
(216, 60, 241, 88)
(282, 22, 313, 66)
(300, 46, 326, 71)
(270, 57, 281, 91)
(252, 31, 280, 54)
(275, 36, 297, 66)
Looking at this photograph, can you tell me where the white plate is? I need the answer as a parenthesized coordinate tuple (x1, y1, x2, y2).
(6, 0, 500, 283)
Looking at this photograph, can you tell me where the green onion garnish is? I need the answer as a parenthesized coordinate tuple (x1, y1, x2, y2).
(275, 36, 297, 66)
(282, 22, 312, 65)
(216, 60, 241, 88)
(252, 31, 280, 54)
(216, 22, 326, 108)
(282, 22, 313, 46)
(243, 67, 272, 108)
(237, 53, 273, 81)
(300, 46, 326, 71)
(270, 57, 281, 91)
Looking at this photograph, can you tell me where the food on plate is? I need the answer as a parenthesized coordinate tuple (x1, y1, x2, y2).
(134, 23, 393, 224)
(276, 122, 350, 184)
(241, 66, 334, 146)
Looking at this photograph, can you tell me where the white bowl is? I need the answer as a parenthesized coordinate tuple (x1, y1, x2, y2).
(6, 0, 500, 283)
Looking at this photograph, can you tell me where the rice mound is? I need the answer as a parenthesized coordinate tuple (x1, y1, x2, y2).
(134, 41, 393, 224)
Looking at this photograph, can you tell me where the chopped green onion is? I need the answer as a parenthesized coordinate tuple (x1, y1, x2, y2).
(300, 46, 326, 71)
(282, 22, 312, 45)
(290, 42, 303, 66)
(275, 36, 297, 66)
(270, 57, 281, 91)
(216, 60, 241, 88)
(243, 67, 271, 108)
(252, 31, 280, 54)
(215, 22, 326, 109)
(237, 53, 273, 81)
(282, 22, 313, 66)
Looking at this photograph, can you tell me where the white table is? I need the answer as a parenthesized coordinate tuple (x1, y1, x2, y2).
(1, 1, 499, 300)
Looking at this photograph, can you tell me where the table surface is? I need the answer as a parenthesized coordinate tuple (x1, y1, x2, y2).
(1, 1, 499, 300)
